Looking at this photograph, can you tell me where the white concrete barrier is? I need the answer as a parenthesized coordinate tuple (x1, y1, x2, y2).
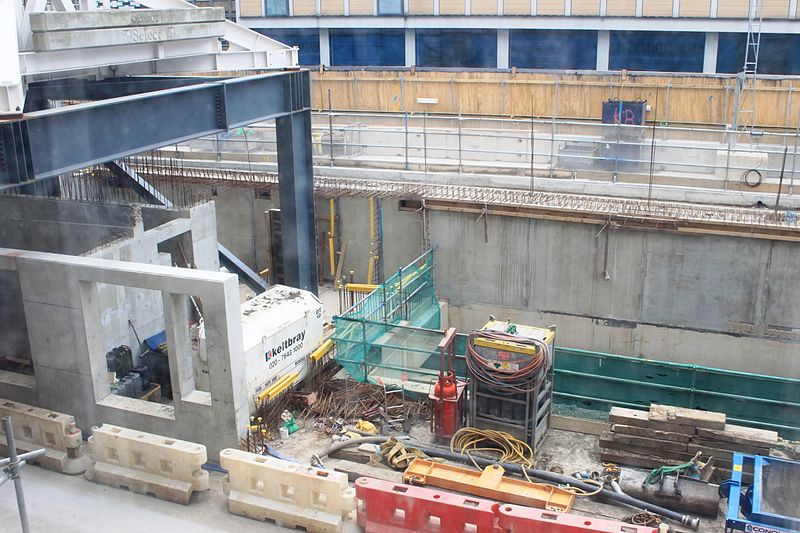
(85, 424, 209, 504)
(220, 448, 357, 533)
(0, 398, 87, 474)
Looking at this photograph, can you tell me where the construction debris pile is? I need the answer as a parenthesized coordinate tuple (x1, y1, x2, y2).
(302, 374, 430, 433)
(601, 404, 780, 482)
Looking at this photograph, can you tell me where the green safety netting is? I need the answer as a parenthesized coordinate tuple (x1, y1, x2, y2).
(333, 249, 441, 388)
(332, 249, 800, 440)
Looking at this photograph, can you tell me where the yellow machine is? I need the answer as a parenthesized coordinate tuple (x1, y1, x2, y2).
(466, 320, 556, 451)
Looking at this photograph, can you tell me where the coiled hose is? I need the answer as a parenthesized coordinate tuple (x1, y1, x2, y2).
(450, 427, 602, 495)
(465, 330, 549, 395)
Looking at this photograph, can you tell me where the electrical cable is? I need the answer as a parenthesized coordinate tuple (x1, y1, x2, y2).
(450, 428, 535, 481)
(742, 168, 763, 187)
(465, 330, 549, 395)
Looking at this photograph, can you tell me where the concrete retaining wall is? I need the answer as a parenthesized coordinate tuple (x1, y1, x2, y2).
(205, 183, 800, 378)
(430, 210, 800, 378)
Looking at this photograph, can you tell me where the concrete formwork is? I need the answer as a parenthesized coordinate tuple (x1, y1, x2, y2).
(0, 247, 248, 459)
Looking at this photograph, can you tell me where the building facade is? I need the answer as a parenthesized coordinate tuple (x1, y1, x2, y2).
(237, 0, 800, 73)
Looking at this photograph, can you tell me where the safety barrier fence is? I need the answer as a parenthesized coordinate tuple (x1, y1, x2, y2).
(220, 448, 356, 533)
(334, 249, 440, 382)
(0, 399, 87, 474)
(85, 424, 209, 504)
(334, 316, 800, 439)
(176, 111, 800, 197)
(355, 476, 659, 533)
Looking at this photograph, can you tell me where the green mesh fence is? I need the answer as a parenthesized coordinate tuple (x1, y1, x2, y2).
(332, 249, 800, 440)
(333, 249, 441, 387)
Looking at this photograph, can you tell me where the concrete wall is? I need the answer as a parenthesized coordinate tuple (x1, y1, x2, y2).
(209, 186, 422, 285)
(0, 199, 241, 459)
(0, 247, 247, 460)
(429, 210, 800, 379)
(0, 198, 219, 365)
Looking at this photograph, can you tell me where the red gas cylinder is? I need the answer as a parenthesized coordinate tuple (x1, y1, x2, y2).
(433, 371, 461, 439)
(434, 372, 457, 399)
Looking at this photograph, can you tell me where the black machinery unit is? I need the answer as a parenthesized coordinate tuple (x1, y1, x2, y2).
(466, 321, 555, 452)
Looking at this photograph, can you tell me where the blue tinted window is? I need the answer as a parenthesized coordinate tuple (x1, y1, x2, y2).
(510, 30, 597, 70)
(256, 29, 320, 65)
(264, 0, 288, 16)
(717, 33, 800, 75)
(378, 0, 403, 14)
(416, 29, 497, 68)
(330, 29, 405, 66)
(610, 31, 704, 73)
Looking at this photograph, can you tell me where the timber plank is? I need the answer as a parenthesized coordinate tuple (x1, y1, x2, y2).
(602, 432, 688, 453)
(649, 404, 726, 430)
(611, 424, 691, 443)
(696, 425, 778, 447)
(608, 407, 696, 434)
(691, 437, 770, 456)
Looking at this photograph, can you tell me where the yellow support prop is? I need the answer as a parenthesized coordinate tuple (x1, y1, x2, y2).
(309, 339, 335, 362)
(256, 372, 299, 402)
(403, 457, 575, 512)
(329, 199, 335, 277)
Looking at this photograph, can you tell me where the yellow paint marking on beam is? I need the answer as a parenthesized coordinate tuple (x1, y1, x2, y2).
(257, 372, 299, 402)
(309, 339, 335, 362)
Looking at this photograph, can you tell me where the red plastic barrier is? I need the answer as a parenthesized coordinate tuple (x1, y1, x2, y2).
(496, 504, 659, 533)
(355, 477, 502, 532)
(356, 476, 661, 533)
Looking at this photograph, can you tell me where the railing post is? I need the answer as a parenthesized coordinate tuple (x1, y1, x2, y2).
(404, 111, 410, 171)
(457, 107, 463, 174)
(328, 89, 334, 167)
(724, 129, 733, 191)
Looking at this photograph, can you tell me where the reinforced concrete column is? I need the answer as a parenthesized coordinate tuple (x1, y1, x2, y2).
(596, 30, 610, 71)
(405, 28, 416, 67)
(320, 28, 331, 66)
(276, 109, 318, 294)
(497, 29, 510, 69)
(703, 32, 719, 74)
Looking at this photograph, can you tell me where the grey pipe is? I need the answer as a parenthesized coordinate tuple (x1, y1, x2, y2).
(310, 436, 408, 467)
(409, 442, 701, 530)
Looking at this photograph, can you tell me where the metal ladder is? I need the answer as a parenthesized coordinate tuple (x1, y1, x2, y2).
(381, 382, 406, 431)
(732, 0, 763, 139)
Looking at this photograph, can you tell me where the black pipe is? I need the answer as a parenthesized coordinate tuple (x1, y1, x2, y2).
(409, 442, 700, 530)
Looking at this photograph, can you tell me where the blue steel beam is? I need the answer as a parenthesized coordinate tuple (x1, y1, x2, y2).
(276, 109, 317, 293)
(0, 70, 309, 184)
(25, 76, 226, 108)
(0, 69, 316, 295)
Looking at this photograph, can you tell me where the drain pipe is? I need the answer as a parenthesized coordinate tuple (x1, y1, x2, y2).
(408, 442, 701, 530)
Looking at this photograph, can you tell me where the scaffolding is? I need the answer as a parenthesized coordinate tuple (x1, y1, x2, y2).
(333, 249, 440, 389)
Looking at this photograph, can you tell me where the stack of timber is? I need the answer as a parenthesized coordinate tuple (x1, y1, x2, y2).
(600, 404, 779, 482)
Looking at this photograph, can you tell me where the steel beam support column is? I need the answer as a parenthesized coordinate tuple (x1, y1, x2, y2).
(25, 76, 223, 104)
(2, 71, 308, 182)
(276, 109, 318, 295)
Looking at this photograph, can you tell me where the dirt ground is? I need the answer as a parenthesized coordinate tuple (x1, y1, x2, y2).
(270, 418, 727, 533)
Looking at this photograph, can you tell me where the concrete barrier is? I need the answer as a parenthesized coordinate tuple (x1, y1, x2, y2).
(0, 398, 87, 474)
(220, 448, 356, 532)
(85, 424, 209, 504)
